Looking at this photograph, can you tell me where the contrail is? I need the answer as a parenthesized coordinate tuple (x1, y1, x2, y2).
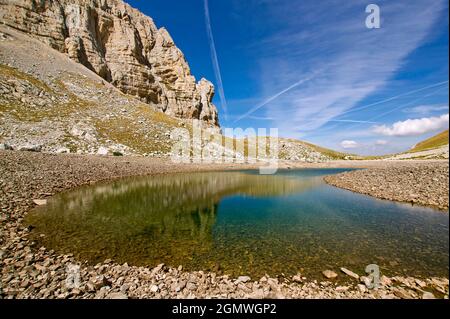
(318, 84, 448, 133)
(337, 80, 449, 117)
(203, 0, 228, 120)
(248, 115, 275, 120)
(365, 86, 448, 122)
(348, 85, 448, 130)
(233, 71, 320, 123)
(329, 119, 379, 124)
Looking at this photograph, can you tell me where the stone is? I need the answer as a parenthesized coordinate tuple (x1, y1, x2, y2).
(20, 279, 30, 288)
(236, 276, 251, 283)
(70, 124, 97, 142)
(422, 292, 436, 299)
(415, 279, 427, 288)
(357, 284, 367, 293)
(33, 199, 47, 206)
(172, 280, 186, 292)
(97, 147, 109, 156)
(0, 142, 13, 150)
(322, 270, 338, 279)
(360, 276, 373, 288)
(150, 285, 159, 292)
(393, 289, 412, 299)
(151, 263, 165, 276)
(380, 275, 392, 286)
(340, 267, 359, 279)
(186, 282, 197, 290)
(107, 292, 128, 299)
(92, 275, 110, 290)
(17, 144, 42, 152)
(292, 274, 303, 283)
(56, 147, 70, 154)
(86, 282, 96, 292)
(431, 277, 449, 287)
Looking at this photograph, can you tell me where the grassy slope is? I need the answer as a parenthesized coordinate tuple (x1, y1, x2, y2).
(0, 64, 352, 159)
(0, 64, 181, 153)
(300, 140, 355, 160)
(409, 130, 449, 153)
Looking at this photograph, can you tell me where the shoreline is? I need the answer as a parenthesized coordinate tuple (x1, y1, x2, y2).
(0, 151, 448, 299)
(324, 161, 449, 211)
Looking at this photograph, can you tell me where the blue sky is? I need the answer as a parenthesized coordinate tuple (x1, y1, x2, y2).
(125, 0, 449, 155)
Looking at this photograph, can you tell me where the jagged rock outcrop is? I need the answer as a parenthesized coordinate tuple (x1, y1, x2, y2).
(0, 0, 219, 126)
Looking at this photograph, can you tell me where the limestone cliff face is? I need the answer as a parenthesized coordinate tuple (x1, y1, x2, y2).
(0, 0, 219, 126)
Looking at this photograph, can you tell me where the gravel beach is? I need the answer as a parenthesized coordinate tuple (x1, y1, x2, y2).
(0, 151, 448, 299)
(324, 161, 449, 211)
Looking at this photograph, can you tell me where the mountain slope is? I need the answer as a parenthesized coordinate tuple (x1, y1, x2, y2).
(383, 130, 449, 160)
(278, 138, 354, 161)
(0, 13, 347, 162)
(0, 25, 186, 155)
(409, 130, 449, 153)
(0, 0, 219, 126)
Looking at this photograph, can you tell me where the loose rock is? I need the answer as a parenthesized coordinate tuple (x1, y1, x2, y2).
(322, 270, 338, 279)
(340, 267, 359, 280)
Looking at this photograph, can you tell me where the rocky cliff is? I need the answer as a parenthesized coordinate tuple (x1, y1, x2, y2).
(0, 0, 219, 127)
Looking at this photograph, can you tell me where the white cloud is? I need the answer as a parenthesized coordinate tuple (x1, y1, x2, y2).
(373, 114, 449, 136)
(241, 0, 446, 136)
(375, 139, 388, 145)
(340, 140, 359, 149)
(405, 104, 449, 115)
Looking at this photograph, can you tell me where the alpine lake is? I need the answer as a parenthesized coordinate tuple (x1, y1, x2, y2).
(25, 169, 449, 281)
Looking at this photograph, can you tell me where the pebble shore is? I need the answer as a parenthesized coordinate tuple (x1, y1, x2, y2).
(0, 151, 448, 299)
(324, 161, 449, 211)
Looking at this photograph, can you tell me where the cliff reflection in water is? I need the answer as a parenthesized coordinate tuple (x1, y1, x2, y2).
(27, 171, 319, 269)
(27, 169, 448, 279)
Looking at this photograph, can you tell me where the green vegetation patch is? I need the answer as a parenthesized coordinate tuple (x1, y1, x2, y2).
(409, 130, 449, 153)
(0, 64, 52, 93)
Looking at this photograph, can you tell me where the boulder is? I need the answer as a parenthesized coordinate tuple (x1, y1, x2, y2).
(56, 147, 70, 154)
(0, 142, 13, 150)
(97, 147, 109, 156)
(70, 124, 97, 142)
(17, 144, 42, 152)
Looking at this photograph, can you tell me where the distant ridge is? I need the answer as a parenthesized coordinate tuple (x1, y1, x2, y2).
(410, 129, 449, 153)
(380, 129, 449, 160)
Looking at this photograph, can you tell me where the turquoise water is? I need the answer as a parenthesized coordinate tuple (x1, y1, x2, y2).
(26, 169, 449, 280)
